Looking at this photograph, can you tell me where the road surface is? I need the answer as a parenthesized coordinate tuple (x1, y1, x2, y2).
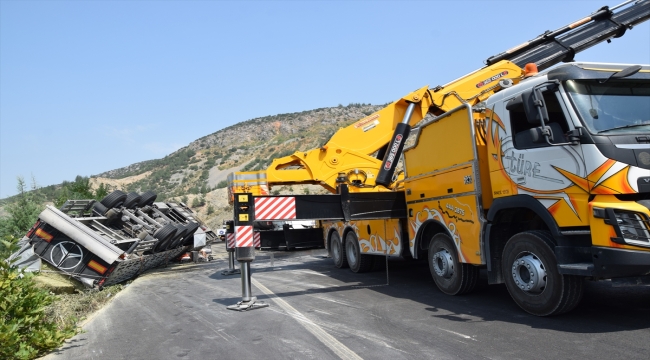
(44, 246, 650, 360)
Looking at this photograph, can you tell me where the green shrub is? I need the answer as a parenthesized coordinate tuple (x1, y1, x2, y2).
(0, 177, 44, 239)
(216, 180, 228, 189)
(191, 196, 205, 208)
(53, 176, 112, 208)
(0, 257, 75, 360)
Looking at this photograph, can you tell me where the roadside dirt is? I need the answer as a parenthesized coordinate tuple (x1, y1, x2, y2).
(89, 171, 153, 190)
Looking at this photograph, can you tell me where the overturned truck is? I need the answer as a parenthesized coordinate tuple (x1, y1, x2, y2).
(23, 190, 218, 288)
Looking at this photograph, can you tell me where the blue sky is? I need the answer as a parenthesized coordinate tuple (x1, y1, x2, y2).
(1, 0, 649, 198)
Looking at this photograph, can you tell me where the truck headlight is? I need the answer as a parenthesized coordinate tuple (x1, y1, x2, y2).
(594, 207, 650, 247)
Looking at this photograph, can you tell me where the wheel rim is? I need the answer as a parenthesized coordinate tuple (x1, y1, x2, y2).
(346, 239, 357, 265)
(511, 252, 547, 293)
(431, 249, 454, 278)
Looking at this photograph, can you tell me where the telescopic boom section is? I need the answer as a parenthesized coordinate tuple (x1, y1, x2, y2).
(486, 0, 650, 70)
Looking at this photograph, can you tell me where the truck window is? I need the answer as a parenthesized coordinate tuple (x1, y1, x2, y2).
(510, 90, 570, 149)
(565, 79, 650, 134)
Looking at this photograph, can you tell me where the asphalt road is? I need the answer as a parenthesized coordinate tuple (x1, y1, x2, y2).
(44, 246, 650, 360)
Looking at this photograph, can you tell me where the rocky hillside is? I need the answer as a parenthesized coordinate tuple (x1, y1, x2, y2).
(89, 103, 384, 227)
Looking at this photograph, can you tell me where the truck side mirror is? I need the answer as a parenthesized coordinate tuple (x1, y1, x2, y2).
(521, 88, 550, 125)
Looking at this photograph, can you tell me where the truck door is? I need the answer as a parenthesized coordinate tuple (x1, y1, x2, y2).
(498, 85, 589, 227)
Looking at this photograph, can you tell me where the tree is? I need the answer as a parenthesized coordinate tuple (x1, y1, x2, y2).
(54, 176, 111, 208)
(206, 205, 215, 215)
(0, 177, 44, 239)
(95, 182, 110, 199)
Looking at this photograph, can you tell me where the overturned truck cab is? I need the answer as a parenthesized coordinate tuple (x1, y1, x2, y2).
(24, 190, 218, 288)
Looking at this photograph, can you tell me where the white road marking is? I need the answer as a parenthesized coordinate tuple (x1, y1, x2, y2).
(252, 278, 363, 360)
(308, 295, 358, 308)
(290, 269, 329, 277)
(312, 309, 332, 315)
(438, 327, 476, 341)
(306, 283, 330, 289)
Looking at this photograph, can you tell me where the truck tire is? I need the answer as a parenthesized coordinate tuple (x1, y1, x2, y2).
(345, 232, 373, 273)
(181, 222, 200, 246)
(428, 233, 478, 296)
(502, 230, 584, 316)
(123, 192, 142, 209)
(152, 224, 177, 253)
(329, 231, 348, 269)
(139, 191, 157, 207)
(101, 190, 127, 209)
(168, 224, 188, 249)
(92, 202, 108, 216)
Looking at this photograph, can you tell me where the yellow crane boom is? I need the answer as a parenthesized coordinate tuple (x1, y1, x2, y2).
(229, 61, 525, 198)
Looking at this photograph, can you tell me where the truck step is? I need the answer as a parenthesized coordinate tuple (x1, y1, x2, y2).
(558, 263, 594, 276)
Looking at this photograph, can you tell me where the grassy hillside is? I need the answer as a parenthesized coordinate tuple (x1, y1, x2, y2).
(1, 103, 384, 227)
(95, 103, 383, 201)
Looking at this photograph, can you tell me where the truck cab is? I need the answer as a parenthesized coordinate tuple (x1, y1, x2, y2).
(482, 62, 650, 283)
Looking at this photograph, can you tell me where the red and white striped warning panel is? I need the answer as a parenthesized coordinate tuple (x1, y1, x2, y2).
(255, 197, 296, 220)
(253, 232, 261, 249)
(226, 233, 235, 249)
(235, 226, 253, 247)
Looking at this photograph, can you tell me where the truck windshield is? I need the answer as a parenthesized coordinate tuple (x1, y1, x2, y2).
(564, 79, 650, 134)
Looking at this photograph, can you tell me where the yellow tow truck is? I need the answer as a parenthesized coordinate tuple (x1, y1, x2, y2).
(229, 0, 650, 315)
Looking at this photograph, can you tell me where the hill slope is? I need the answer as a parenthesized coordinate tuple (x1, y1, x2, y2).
(90, 103, 384, 227)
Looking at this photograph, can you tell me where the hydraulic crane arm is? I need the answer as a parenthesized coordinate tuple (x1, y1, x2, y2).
(229, 86, 433, 196)
(230, 61, 525, 197)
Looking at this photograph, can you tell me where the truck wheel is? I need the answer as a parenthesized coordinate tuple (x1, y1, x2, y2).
(152, 224, 177, 253)
(167, 224, 188, 249)
(345, 232, 373, 273)
(138, 191, 157, 207)
(100, 190, 127, 209)
(330, 231, 348, 269)
(181, 222, 200, 246)
(502, 231, 584, 316)
(428, 233, 478, 295)
(123, 192, 142, 209)
(92, 202, 108, 216)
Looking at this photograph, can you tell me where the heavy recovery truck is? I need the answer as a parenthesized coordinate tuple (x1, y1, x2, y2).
(228, 0, 650, 315)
